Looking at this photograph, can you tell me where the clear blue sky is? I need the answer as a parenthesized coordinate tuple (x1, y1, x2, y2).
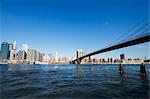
(0, 0, 149, 59)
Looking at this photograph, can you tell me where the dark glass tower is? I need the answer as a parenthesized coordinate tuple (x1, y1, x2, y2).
(0, 42, 9, 60)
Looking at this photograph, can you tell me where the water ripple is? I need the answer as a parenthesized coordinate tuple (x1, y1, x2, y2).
(0, 64, 149, 98)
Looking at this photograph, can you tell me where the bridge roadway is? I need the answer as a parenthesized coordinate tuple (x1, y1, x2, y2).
(71, 34, 150, 64)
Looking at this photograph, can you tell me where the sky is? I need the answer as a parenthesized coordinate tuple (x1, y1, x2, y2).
(0, 0, 149, 59)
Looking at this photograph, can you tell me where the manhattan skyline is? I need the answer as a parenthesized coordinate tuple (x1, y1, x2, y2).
(1, 0, 149, 59)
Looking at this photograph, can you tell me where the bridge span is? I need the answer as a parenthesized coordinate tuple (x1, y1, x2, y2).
(71, 33, 150, 64)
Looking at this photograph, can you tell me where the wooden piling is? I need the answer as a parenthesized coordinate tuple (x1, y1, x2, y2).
(140, 63, 146, 77)
(119, 63, 124, 74)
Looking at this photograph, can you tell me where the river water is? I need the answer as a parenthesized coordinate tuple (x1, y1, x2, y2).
(0, 64, 149, 98)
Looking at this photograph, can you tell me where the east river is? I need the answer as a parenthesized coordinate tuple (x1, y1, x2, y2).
(0, 64, 149, 98)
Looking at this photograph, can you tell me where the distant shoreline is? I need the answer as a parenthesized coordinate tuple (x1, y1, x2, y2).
(0, 63, 150, 65)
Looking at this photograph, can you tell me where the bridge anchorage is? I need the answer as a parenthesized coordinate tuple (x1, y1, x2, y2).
(71, 33, 150, 64)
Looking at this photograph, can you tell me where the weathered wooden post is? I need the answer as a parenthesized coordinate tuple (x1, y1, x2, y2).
(140, 63, 146, 77)
(119, 63, 124, 74)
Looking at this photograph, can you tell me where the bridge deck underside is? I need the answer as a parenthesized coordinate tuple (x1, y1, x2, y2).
(72, 34, 150, 64)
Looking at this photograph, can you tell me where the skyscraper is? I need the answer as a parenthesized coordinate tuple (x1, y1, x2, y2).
(9, 43, 13, 59)
(0, 49, 1, 61)
(9, 49, 17, 61)
(13, 41, 17, 50)
(35, 51, 40, 62)
(0, 42, 9, 60)
(49, 53, 55, 63)
(26, 49, 36, 62)
(17, 51, 26, 60)
(9, 43, 13, 50)
(55, 51, 58, 63)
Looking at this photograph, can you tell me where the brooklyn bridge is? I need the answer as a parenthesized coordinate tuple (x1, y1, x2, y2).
(71, 20, 150, 64)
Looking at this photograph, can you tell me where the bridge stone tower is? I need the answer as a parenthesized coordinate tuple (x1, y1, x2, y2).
(88, 56, 92, 63)
(76, 49, 83, 64)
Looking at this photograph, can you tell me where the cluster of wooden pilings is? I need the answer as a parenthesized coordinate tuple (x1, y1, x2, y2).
(118, 63, 147, 78)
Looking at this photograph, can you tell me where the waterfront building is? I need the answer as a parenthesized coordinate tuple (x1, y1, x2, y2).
(9, 49, 17, 61)
(42, 55, 50, 63)
(114, 59, 121, 63)
(60, 56, 69, 63)
(49, 53, 55, 63)
(108, 58, 113, 63)
(39, 53, 44, 62)
(22, 44, 29, 52)
(55, 51, 58, 63)
(9, 43, 14, 60)
(101, 58, 106, 63)
(26, 49, 36, 62)
(95, 59, 101, 63)
(0, 51, 2, 62)
(13, 41, 17, 50)
(17, 51, 26, 61)
(93, 58, 96, 63)
(58, 57, 61, 63)
(0, 42, 9, 60)
(35, 51, 40, 62)
(49, 52, 60, 63)
(123, 58, 144, 64)
(9, 43, 13, 50)
(83, 58, 88, 63)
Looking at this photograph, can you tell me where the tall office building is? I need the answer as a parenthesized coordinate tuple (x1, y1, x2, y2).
(0, 46, 1, 61)
(55, 51, 58, 63)
(42, 55, 50, 63)
(49, 53, 55, 63)
(0, 52, 1, 61)
(22, 44, 29, 52)
(0, 42, 9, 60)
(9, 50, 17, 61)
(9, 43, 13, 50)
(26, 49, 36, 62)
(8, 43, 14, 59)
(40, 53, 45, 62)
(17, 51, 26, 60)
(39, 53, 44, 62)
(13, 41, 17, 50)
(35, 51, 40, 62)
